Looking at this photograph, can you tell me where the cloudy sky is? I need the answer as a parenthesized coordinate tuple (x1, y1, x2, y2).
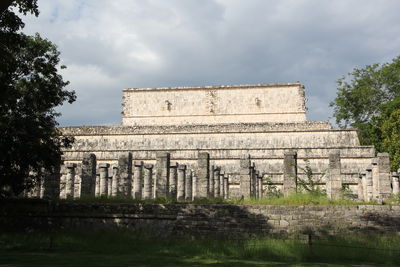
(22, 0, 400, 126)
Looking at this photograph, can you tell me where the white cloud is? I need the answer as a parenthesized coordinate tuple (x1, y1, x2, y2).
(20, 0, 400, 126)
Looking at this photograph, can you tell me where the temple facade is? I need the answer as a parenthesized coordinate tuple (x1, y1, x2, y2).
(46, 82, 399, 201)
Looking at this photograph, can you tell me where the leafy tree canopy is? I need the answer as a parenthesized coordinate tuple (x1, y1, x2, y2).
(0, 0, 76, 197)
(330, 57, 400, 170)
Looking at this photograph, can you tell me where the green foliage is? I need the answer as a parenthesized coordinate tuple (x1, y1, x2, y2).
(262, 176, 282, 198)
(330, 57, 400, 170)
(0, 1, 75, 197)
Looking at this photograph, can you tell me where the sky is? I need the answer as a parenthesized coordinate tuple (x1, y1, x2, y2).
(21, 0, 400, 126)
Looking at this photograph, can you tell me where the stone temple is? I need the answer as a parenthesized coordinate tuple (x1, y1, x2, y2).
(31, 82, 398, 201)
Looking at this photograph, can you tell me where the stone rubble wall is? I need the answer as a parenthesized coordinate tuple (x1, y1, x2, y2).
(2, 200, 400, 237)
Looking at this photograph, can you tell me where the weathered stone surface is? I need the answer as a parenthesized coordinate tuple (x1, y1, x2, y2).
(327, 150, 341, 200)
(214, 167, 221, 198)
(65, 163, 76, 199)
(283, 151, 297, 196)
(132, 161, 143, 199)
(4, 201, 400, 238)
(143, 164, 153, 200)
(239, 155, 251, 199)
(185, 169, 193, 201)
(111, 166, 119, 197)
(154, 152, 170, 198)
(118, 152, 132, 197)
(196, 152, 210, 199)
(169, 162, 178, 199)
(80, 153, 96, 197)
(378, 153, 391, 202)
(98, 163, 110, 197)
(177, 165, 186, 201)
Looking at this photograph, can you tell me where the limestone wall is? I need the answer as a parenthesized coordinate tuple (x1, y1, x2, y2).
(122, 83, 307, 126)
(2, 200, 400, 237)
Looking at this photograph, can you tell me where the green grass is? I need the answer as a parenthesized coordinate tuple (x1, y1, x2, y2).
(56, 193, 380, 206)
(1, 230, 400, 266)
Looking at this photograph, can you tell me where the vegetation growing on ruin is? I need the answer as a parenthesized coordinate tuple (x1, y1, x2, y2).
(1, 230, 399, 266)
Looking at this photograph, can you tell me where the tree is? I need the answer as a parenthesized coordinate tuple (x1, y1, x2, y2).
(0, 1, 76, 197)
(330, 57, 400, 170)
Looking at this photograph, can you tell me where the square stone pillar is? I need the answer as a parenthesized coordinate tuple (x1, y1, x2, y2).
(132, 161, 143, 199)
(372, 158, 379, 200)
(99, 163, 110, 197)
(59, 165, 66, 199)
(250, 163, 257, 198)
(220, 171, 225, 199)
(118, 152, 132, 197)
(143, 164, 153, 200)
(111, 165, 119, 197)
(223, 175, 229, 200)
(255, 171, 260, 199)
(42, 165, 61, 199)
(74, 164, 82, 199)
(378, 153, 391, 202)
(95, 172, 100, 197)
(154, 152, 170, 198)
(177, 165, 186, 201)
(65, 163, 76, 199)
(283, 151, 297, 197)
(239, 154, 252, 199)
(169, 162, 178, 199)
(365, 165, 373, 201)
(326, 150, 342, 200)
(210, 165, 215, 198)
(185, 169, 193, 201)
(196, 152, 210, 199)
(392, 172, 399, 195)
(214, 167, 221, 198)
(258, 174, 263, 199)
(80, 153, 96, 198)
(358, 172, 365, 201)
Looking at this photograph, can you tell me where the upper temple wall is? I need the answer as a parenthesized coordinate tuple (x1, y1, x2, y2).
(122, 83, 307, 126)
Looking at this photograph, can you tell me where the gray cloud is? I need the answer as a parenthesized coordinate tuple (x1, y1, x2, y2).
(22, 0, 400, 126)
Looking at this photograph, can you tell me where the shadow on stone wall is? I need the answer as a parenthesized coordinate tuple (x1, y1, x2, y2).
(1, 200, 400, 239)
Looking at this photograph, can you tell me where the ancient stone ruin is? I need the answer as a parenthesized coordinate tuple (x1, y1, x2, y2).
(27, 83, 400, 202)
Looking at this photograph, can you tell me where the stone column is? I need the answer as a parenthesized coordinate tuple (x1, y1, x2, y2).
(210, 165, 215, 198)
(132, 161, 143, 200)
(118, 152, 132, 197)
(80, 153, 96, 197)
(107, 175, 113, 197)
(65, 163, 76, 199)
(192, 170, 197, 200)
(223, 175, 229, 200)
(358, 172, 365, 201)
(220, 171, 225, 199)
(283, 151, 297, 197)
(196, 152, 210, 199)
(177, 165, 186, 201)
(59, 165, 66, 199)
(255, 171, 260, 199)
(154, 152, 170, 198)
(143, 164, 153, 200)
(99, 163, 109, 197)
(251, 163, 257, 198)
(326, 150, 341, 200)
(372, 158, 379, 200)
(95, 172, 100, 197)
(42, 165, 61, 199)
(258, 174, 263, 199)
(74, 164, 82, 199)
(365, 165, 373, 201)
(111, 165, 119, 197)
(239, 154, 252, 199)
(392, 172, 399, 194)
(378, 153, 391, 202)
(169, 162, 178, 199)
(214, 167, 221, 198)
(185, 169, 193, 201)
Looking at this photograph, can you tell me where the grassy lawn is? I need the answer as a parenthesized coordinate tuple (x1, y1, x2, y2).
(1, 230, 400, 266)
